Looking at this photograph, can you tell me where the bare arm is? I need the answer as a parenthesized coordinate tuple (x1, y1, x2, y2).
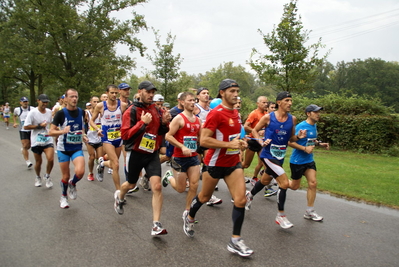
(90, 102, 103, 137)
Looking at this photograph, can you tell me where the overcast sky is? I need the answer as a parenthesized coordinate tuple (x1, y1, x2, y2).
(116, 0, 399, 76)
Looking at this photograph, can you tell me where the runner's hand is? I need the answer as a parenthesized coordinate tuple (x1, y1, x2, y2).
(298, 129, 307, 139)
(262, 138, 272, 147)
(141, 111, 152, 125)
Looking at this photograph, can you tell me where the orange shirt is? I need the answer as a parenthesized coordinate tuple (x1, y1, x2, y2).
(246, 109, 266, 137)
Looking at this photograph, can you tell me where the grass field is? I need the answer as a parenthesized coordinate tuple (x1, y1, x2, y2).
(244, 148, 399, 209)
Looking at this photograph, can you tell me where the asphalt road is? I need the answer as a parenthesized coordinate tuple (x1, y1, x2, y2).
(1, 124, 398, 267)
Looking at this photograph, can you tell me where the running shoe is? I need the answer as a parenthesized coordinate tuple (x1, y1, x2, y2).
(244, 177, 251, 183)
(44, 174, 53, 188)
(250, 177, 259, 186)
(214, 185, 219, 191)
(35, 176, 42, 187)
(271, 177, 278, 186)
(264, 188, 277, 197)
(259, 169, 265, 176)
(183, 212, 195, 237)
(304, 210, 324, 221)
(245, 190, 253, 210)
(60, 196, 69, 209)
(227, 238, 254, 257)
(96, 157, 104, 182)
(162, 170, 172, 187)
(108, 168, 113, 174)
(26, 160, 33, 168)
(114, 190, 124, 215)
(68, 180, 77, 200)
(126, 186, 139, 194)
(275, 215, 294, 229)
(151, 222, 168, 236)
(206, 195, 222, 206)
(140, 174, 151, 191)
(182, 210, 199, 224)
(87, 173, 95, 181)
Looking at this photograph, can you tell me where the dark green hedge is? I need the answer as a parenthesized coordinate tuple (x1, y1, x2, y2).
(293, 112, 399, 153)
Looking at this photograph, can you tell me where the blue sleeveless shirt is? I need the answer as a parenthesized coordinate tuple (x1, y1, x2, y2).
(57, 108, 84, 151)
(260, 112, 293, 161)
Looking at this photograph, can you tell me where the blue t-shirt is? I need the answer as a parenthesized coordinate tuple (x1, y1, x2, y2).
(260, 112, 293, 162)
(290, 121, 318, 165)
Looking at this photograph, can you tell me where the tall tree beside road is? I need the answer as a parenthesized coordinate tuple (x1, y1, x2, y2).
(147, 29, 183, 102)
(0, 0, 147, 102)
(249, 0, 328, 93)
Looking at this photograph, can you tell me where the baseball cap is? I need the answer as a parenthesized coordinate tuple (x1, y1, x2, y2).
(118, 83, 131, 90)
(138, 81, 157, 91)
(276, 91, 292, 101)
(163, 102, 170, 108)
(196, 87, 208, 95)
(37, 94, 50, 103)
(86, 102, 91, 107)
(305, 104, 323, 113)
(61, 95, 65, 99)
(20, 96, 29, 102)
(153, 94, 164, 102)
(217, 79, 239, 98)
(177, 92, 183, 99)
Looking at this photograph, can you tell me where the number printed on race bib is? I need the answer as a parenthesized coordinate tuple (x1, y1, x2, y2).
(270, 144, 287, 160)
(36, 133, 50, 145)
(66, 131, 83, 144)
(107, 127, 121, 141)
(139, 133, 157, 153)
(183, 136, 198, 152)
(226, 133, 240, 155)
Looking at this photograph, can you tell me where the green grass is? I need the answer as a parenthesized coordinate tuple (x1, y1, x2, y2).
(244, 148, 399, 209)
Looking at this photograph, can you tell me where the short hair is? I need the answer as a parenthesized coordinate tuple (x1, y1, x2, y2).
(180, 91, 195, 101)
(106, 84, 118, 92)
(65, 88, 78, 97)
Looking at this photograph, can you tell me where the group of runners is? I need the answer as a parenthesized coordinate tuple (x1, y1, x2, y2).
(8, 79, 329, 257)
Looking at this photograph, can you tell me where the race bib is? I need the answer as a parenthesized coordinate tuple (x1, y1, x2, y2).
(36, 133, 50, 145)
(107, 127, 121, 141)
(183, 136, 198, 152)
(21, 120, 25, 127)
(226, 134, 240, 155)
(139, 133, 157, 153)
(66, 130, 83, 144)
(306, 138, 317, 147)
(270, 144, 287, 160)
(89, 123, 101, 132)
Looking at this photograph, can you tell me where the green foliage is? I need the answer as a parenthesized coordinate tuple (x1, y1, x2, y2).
(0, 0, 147, 103)
(147, 29, 183, 103)
(249, 0, 328, 93)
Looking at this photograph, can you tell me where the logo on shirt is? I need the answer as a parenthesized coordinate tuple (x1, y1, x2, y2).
(229, 118, 234, 127)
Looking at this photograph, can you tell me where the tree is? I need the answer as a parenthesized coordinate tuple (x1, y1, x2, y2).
(147, 29, 183, 102)
(249, 0, 328, 93)
(0, 0, 147, 103)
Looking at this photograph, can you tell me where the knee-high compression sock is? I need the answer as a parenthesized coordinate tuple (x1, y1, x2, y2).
(189, 196, 204, 218)
(71, 174, 81, 185)
(60, 180, 68, 196)
(232, 206, 245, 236)
(277, 187, 287, 211)
(250, 180, 266, 196)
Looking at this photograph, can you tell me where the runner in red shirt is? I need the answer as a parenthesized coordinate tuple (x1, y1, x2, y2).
(184, 79, 254, 257)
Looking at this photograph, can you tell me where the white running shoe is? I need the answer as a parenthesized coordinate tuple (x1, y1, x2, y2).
(68, 180, 77, 200)
(206, 195, 223, 206)
(227, 238, 254, 257)
(44, 174, 53, 188)
(108, 168, 113, 174)
(275, 215, 294, 229)
(35, 176, 42, 187)
(245, 191, 253, 210)
(26, 161, 33, 168)
(304, 210, 324, 221)
(60, 196, 69, 209)
(161, 170, 172, 187)
(114, 190, 124, 215)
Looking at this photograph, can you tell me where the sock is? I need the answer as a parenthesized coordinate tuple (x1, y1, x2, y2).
(45, 174, 50, 179)
(71, 174, 81, 185)
(278, 212, 285, 216)
(232, 206, 245, 236)
(251, 180, 266, 196)
(277, 187, 287, 211)
(231, 237, 241, 244)
(60, 180, 68, 196)
(189, 196, 204, 219)
(306, 207, 314, 212)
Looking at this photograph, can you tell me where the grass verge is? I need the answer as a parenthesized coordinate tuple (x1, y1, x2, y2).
(244, 148, 399, 209)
